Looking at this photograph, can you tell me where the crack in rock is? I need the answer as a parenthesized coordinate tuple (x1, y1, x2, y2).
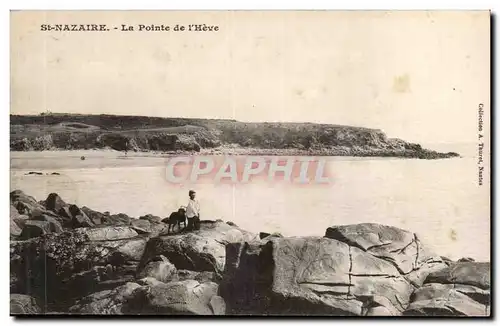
(298, 281, 351, 287)
(393, 293, 406, 312)
(388, 237, 416, 255)
(310, 289, 350, 296)
(365, 242, 393, 251)
(350, 273, 400, 278)
(444, 304, 466, 316)
(347, 245, 353, 300)
(413, 234, 420, 270)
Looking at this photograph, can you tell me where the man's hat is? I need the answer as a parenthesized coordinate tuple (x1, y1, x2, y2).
(189, 190, 196, 195)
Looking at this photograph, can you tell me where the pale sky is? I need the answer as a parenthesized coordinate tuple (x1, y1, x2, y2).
(11, 11, 490, 144)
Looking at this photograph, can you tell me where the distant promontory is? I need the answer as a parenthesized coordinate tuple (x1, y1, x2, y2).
(10, 114, 460, 159)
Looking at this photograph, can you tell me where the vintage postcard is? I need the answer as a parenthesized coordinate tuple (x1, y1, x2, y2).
(9, 10, 491, 317)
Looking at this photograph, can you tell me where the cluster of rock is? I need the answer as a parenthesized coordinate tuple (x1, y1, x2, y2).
(203, 145, 458, 159)
(10, 190, 489, 316)
(10, 132, 212, 153)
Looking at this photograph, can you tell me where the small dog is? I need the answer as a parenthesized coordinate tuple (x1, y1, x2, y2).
(163, 207, 187, 233)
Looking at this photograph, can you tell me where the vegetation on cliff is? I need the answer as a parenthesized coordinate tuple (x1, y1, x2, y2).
(10, 114, 460, 159)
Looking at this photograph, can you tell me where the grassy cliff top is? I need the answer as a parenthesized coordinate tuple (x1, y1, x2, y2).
(10, 113, 380, 132)
(10, 113, 460, 159)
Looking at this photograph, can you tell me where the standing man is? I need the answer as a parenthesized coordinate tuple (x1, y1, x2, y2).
(186, 190, 200, 231)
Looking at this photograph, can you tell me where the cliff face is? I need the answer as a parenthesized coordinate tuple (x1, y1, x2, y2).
(10, 114, 459, 159)
(10, 190, 490, 316)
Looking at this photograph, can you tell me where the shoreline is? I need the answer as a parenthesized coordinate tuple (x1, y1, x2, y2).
(10, 146, 461, 160)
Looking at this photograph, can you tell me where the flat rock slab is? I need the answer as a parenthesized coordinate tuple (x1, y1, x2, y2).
(424, 262, 490, 290)
(404, 283, 490, 316)
(221, 236, 414, 316)
(20, 220, 53, 239)
(141, 233, 226, 274)
(75, 226, 139, 241)
(137, 256, 177, 283)
(131, 219, 167, 236)
(126, 280, 220, 315)
(325, 223, 447, 286)
(140, 221, 257, 274)
(69, 282, 141, 314)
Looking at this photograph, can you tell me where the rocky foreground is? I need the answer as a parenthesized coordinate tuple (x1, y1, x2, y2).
(10, 190, 489, 316)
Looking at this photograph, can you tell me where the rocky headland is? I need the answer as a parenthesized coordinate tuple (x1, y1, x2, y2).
(10, 190, 489, 316)
(10, 114, 459, 159)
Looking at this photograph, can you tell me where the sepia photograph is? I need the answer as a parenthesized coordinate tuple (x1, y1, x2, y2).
(9, 10, 491, 317)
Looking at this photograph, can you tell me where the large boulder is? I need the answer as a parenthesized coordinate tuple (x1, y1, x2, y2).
(69, 282, 142, 314)
(73, 226, 139, 241)
(69, 205, 95, 228)
(137, 255, 177, 283)
(140, 233, 226, 274)
(172, 269, 217, 283)
(38, 193, 93, 228)
(102, 213, 132, 226)
(10, 204, 28, 238)
(139, 221, 257, 275)
(259, 232, 283, 240)
(139, 214, 163, 224)
(20, 220, 53, 239)
(10, 219, 22, 238)
(81, 206, 106, 225)
(56, 264, 137, 307)
(131, 219, 167, 236)
(220, 236, 414, 316)
(424, 262, 490, 289)
(138, 268, 217, 285)
(30, 212, 64, 234)
(57, 206, 73, 222)
(404, 283, 489, 316)
(45, 193, 68, 213)
(209, 296, 226, 315)
(10, 294, 41, 315)
(10, 190, 46, 216)
(404, 262, 490, 316)
(10, 226, 146, 311)
(126, 280, 221, 315)
(325, 223, 447, 286)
